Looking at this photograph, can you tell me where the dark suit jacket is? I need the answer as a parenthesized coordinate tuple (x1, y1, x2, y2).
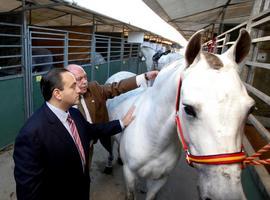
(77, 76, 137, 153)
(13, 103, 122, 200)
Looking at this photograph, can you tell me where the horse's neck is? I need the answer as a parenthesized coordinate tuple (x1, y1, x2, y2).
(134, 64, 183, 150)
(143, 62, 184, 130)
(153, 63, 183, 104)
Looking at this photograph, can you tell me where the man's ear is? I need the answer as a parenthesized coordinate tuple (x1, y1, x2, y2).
(53, 88, 62, 100)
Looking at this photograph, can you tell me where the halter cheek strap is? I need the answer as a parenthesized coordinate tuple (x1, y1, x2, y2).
(175, 77, 246, 166)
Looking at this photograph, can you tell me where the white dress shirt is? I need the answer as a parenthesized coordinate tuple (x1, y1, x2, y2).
(80, 95, 92, 123)
(136, 73, 148, 87)
(46, 102, 75, 140)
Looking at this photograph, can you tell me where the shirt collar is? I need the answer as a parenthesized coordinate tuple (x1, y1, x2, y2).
(46, 102, 69, 123)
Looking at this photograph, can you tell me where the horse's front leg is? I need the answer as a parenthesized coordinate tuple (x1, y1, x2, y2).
(123, 165, 137, 200)
(146, 177, 168, 200)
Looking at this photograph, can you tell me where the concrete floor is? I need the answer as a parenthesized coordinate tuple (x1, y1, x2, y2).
(0, 142, 199, 200)
(0, 145, 16, 200)
(90, 141, 199, 200)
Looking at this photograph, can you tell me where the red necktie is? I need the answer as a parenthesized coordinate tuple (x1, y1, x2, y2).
(67, 114, 86, 169)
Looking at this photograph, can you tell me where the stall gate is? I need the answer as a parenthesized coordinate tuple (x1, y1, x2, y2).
(0, 22, 25, 148)
(0, 24, 143, 149)
(204, 0, 270, 198)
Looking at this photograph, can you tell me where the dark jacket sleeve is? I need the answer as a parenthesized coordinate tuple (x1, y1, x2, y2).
(13, 129, 43, 200)
(85, 119, 122, 141)
(98, 76, 138, 99)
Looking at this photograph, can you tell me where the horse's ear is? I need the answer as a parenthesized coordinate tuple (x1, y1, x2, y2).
(185, 30, 204, 66)
(223, 29, 251, 64)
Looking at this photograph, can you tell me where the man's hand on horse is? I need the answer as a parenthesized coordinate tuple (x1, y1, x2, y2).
(121, 105, 136, 128)
(145, 71, 159, 81)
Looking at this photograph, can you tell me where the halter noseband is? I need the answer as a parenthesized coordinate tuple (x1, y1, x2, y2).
(175, 76, 246, 167)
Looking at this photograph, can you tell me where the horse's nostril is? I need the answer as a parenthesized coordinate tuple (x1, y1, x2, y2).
(205, 198, 212, 200)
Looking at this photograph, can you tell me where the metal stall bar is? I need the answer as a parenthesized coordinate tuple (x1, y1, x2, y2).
(120, 35, 124, 70)
(94, 34, 110, 83)
(203, 22, 248, 54)
(28, 26, 68, 111)
(203, 1, 270, 197)
(0, 18, 24, 148)
(243, 1, 270, 198)
(107, 37, 111, 78)
(29, 27, 67, 75)
(91, 22, 96, 81)
(67, 30, 92, 67)
(0, 23, 23, 79)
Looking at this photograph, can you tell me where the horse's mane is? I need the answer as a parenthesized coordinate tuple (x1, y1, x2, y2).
(151, 59, 185, 89)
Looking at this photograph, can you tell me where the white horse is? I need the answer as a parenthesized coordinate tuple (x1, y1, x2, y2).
(106, 29, 253, 200)
(140, 45, 183, 71)
(140, 46, 156, 71)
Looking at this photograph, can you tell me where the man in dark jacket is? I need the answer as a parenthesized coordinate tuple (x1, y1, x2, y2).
(13, 68, 134, 200)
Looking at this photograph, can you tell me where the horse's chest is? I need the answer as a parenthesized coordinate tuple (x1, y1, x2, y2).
(136, 147, 180, 179)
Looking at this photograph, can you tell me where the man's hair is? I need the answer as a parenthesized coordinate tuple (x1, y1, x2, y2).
(40, 68, 69, 101)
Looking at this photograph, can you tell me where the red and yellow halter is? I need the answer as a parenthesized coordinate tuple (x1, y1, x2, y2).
(175, 76, 246, 166)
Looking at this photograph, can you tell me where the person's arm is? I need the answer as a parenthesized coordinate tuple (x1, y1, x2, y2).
(86, 120, 122, 141)
(99, 71, 158, 99)
(136, 71, 158, 86)
(99, 76, 137, 99)
(13, 130, 43, 200)
(85, 105, 135, 141)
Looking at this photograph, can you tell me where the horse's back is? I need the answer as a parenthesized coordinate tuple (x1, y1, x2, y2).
(158, 52, 184, 70)
(106, 71, 146, 120)
(106, 71, 135, 84)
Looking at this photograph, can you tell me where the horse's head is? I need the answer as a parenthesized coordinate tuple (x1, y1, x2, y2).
(140, 46, 156, 71)
(180, 29, 254, 200)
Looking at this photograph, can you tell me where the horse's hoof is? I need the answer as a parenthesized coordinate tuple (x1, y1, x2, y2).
(117, 157, 123, 165)
(103, 166, 113, 175)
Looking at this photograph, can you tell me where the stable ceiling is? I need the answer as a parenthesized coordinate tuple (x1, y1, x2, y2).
(143, 0, 254, 40)
(0, 0, 150, 36)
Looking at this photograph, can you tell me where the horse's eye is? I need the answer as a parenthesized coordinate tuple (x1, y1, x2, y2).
(183, 104, 197, 118)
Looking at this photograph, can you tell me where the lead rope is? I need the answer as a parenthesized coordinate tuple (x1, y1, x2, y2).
(243, 143, 270, 167)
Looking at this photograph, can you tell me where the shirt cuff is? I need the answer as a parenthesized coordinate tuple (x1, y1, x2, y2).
(119, 120, 125, 130)
(136, 74, 147, 87)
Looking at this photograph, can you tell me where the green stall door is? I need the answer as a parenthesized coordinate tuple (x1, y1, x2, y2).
(0, 77, 25, 148)
(121, 58, 140, 74)
(128, 58, 139, 74)
(33, 75, 44, 111)
(109, 60, 122, 77)
(93, 63, 109, 84)
(84, 65, 92, 81)
(242, 167, 266, 200)
(138, 61, 147, 74)
(121, 59, 129, 72)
